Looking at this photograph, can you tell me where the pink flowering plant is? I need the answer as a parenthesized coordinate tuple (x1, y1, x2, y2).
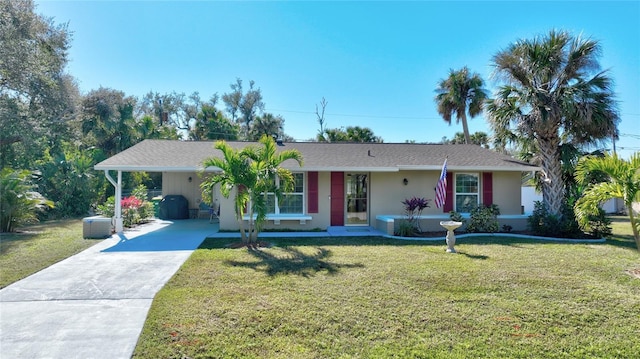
(97, 185, 154, 227)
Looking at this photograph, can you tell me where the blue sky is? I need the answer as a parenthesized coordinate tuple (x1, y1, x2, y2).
(36, 1, 639, 158)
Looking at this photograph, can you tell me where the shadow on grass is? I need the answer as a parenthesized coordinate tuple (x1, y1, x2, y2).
(199, 235, 608, 250)
(224, 246, 365, 277)
(606, 235, 638, 250)
(458, 251, 489, 260)
(0, 232, 39, 255)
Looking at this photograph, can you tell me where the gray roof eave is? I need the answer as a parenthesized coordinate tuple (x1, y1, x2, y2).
(94, 164, 539, 173)
(93, 165, 223, 172)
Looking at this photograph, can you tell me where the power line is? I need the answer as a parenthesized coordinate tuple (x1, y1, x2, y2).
(268, 108, 640, 122)
(265, 108, 442, 121)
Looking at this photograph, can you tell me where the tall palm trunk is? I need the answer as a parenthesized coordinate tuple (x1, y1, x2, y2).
(235, 187, 249, 243)
(538, 137, 565, 217)
(461, 112, 471, 144)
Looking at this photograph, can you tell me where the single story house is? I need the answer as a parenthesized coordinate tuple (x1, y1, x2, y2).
(94, 140, 539, 234)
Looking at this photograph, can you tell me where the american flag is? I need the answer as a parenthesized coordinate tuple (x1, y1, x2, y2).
(435, 159, 447, 208)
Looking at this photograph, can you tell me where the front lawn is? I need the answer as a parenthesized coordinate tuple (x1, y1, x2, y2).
(134, 218, 640, 358)
(0, 219, 103, 289)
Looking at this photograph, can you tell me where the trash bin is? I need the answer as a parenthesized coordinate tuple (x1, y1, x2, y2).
(159, 195, 189, 220)
(151, 196, 162, 218)
(83, 216, 113, 238)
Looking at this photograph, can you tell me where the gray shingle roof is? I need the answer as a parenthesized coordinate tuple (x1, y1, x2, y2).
(94, 140, 538, 172)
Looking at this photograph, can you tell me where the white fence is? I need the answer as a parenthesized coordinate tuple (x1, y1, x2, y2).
(521, 186, 622, 215)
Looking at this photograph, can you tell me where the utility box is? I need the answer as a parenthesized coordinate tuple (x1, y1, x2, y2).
(159, 195, 189, 220)
(83, 216, 113, 239)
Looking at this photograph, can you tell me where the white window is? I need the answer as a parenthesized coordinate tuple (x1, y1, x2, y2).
(455, 173, 479, 213)
(265, 173, 304, 214)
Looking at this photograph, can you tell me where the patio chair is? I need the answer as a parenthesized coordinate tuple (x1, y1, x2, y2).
(198, 200, 219, 223)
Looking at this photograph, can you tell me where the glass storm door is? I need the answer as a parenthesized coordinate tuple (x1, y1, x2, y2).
(346, 173, 368, 225)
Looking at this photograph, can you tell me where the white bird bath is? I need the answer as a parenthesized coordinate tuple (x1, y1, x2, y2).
(440, 221, 463, 253)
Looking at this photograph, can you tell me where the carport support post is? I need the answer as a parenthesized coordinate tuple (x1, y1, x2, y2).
(104, 170, 124, 233)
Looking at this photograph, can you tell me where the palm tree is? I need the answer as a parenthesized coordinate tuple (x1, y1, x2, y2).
(243, 135, 303, 242)
(435, 66, 488, 144)
(487, 30, 619, 217)
(81, 87, 139, 156)
(200, 135, 302, 244)
(574, 152, 640, 250)
(201, 141, 256, 243)
(248, 113, 284, 141)
(1, 169, 54, 232)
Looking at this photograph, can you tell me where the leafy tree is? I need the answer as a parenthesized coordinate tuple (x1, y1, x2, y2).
(221, 78, 265, 139)
(321, 126, 383, 143)
(0, 168, 54, 232)
(322, 128, 349, 142)
(487, 30, 619, 217)
(0, 0, 79, 169)
(434, 66, 487, 144)
(138, 91, 203, 135)
(81, 87, 138, 157)
(201, 136, 302, 244)
(36, 143, 101, 218)
(445, 131, 490, 147)
(190, 104, 239, 141)
(575, 152, 640, 250)
(137, 115, 181, 141)
(248, 113, 284, 141)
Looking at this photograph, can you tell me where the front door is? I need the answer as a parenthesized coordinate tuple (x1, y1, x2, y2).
(346, 173, 368, 225)
(330, 172, 345, 226)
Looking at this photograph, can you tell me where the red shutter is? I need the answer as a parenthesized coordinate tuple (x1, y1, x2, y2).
(443, 172, 454, 212)
(330, 172, 344, 226)
(483, 172, 493, 206)
(307, 172, 319, 213)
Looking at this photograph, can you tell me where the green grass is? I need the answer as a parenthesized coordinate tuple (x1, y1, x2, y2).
(134, 218, 640, 358)
(0, 219, 103, 289)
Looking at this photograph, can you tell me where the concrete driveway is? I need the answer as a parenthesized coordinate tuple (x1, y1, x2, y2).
(0, 219, 216, 359)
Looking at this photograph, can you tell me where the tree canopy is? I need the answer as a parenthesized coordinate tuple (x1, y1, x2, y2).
(487, 30, 619, 217)
(0, 0, 78, 169)
(320, 126, 383, 143)
(434, 67, 487, 144)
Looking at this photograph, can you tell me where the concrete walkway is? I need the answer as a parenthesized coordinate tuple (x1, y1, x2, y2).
(0, 219, 216, 359)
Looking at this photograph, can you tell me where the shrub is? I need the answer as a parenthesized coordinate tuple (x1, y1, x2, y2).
(395, 220, 416, 237)
(466, 205, 500, 233)
(449, 211, 466, 226)
(96, 196, 115, 218)
(584, 207, 612, 238)
(131, 185, 154, 220)
(527, 201, 605, 238)
(0, 169, 54, 232)
(528, 201, 559, 237)
(401, 196, 431, 232)
(96, 188, 154, 228)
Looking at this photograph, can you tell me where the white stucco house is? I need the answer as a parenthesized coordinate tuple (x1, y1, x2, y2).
(94, 140, 539, 234)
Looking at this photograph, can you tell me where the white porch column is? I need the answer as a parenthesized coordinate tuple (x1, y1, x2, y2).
(104, 170, 124, 233)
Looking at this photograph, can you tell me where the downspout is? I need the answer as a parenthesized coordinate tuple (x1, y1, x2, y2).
(104, 170, 124, 233)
